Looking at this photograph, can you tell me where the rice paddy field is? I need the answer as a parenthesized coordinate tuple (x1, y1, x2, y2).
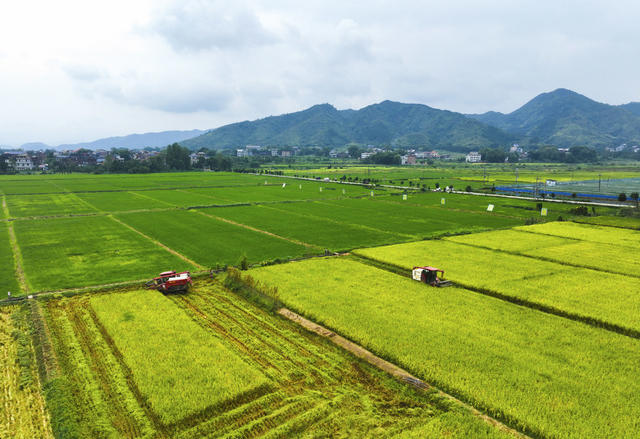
(1, 170, 640, 438)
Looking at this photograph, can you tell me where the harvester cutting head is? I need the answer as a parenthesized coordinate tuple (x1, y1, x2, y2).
(146, 270, 192, 294)
(412, 266, 452, 287)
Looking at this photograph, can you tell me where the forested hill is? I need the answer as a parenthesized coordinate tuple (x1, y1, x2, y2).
(468, 89, 640, 148)
(181, 101, 515, 151)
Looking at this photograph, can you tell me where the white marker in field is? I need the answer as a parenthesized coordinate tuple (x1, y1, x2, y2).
(487, 204, 494, 212)
(441, 198, 446, 205)
(320, 187, 323, 192)
(265, 180, 268, 185)
(282, 183, 286, 188)
(403, 194, 407, 201)
(299, 184, 302, 189)
(371, 191, 374, 197)
(342, 189, 345, 195)
(541, 208, 548, 216)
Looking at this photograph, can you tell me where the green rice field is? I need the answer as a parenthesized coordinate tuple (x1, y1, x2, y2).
(1, 170, 639, 438)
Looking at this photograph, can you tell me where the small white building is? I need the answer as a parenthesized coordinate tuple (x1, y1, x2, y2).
(546, 179, 557, 187)
(465, 151, 482, 163)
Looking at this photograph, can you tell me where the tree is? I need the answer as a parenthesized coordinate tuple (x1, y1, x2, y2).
(347, 145, 362, 158)
(631, 192, 639, 207)
(165, 143, 191, 170)
(618, 193, 627, 202)
(479, 147, 506, 163)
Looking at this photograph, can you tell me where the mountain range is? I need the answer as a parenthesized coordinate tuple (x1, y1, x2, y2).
(183, 89, 640, 151)
(182, 101, 514, 151)
(11, 89, 640, 152)
(14, 130, 205, 151)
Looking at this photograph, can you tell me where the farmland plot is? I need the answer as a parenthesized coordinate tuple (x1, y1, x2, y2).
(399, 192, 619, 219)
(4, 193, 98, 218)
(187, 181, 390, 204)
(0, 222, 21, 295)
(76, 191, 165, 213)
(13, 215, 196, 291)
(250, 257, 640, 438)
(91, 290, 269, 425)
(573, 215, 640, 229)
(273, 198, 521, 239)
(516, 221, 640, 247)
(116, 210, 312, 267)
(210, 204, 408, 250)
(355, 239, 640, 333)
(446, 228, 640, 277)
(40, 282, 510, 438)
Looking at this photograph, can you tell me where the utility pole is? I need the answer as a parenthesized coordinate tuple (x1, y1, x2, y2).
(598, 174, 601, 192)
(535, 176, 539, 198)
(515, 167, 519, 187)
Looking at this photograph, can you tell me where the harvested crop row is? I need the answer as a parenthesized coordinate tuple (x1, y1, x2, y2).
(249, 257, 640, 438)
(0, 306, 53, 439)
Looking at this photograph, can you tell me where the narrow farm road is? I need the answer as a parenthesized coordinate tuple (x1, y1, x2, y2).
(278, 308, 532, 439)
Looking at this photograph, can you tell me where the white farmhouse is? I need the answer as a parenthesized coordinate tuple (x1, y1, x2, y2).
(465, 151, 481, 163)
(15, 154, 34, 171)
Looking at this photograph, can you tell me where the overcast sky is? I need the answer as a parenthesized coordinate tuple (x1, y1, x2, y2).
(1, 0, 639, 146)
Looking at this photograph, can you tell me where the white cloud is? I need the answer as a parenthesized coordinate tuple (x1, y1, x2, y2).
(147, 0, 279, 51)
(1, 0, 640, 145)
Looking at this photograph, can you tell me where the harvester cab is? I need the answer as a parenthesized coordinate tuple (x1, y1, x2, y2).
(412, 266, 452, 287)
(146, 270, 192, 294)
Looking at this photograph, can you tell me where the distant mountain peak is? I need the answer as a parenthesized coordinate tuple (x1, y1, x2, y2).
(468, 88, 640, 148)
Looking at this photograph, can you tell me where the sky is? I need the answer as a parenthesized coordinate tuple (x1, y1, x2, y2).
(1, 0, 639, 146)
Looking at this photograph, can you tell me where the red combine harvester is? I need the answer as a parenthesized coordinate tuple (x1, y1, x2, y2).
(146, 271, 192, 294)
(412, 266, 452, 287)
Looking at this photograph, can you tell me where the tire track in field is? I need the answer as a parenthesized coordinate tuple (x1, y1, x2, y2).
(278, 308, 532, 439)
(108, 215, 205, 270)
(194, 210, 320, 250)
(2, 196, 30, 295)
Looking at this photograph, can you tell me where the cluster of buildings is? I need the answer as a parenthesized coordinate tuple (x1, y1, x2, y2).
(2, 150, 49, 171)
(236, 145, 295, 158)
(605, 144, 640, 153)
(401, 150, 446, 165)
(0, 148, 162, 172)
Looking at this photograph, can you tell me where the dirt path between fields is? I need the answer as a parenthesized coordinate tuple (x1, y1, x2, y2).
(108, 215, 205, 270)
(195, 210, 321, 250)
(2, 196, 30, 295)
(278, 308, 531, 439)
